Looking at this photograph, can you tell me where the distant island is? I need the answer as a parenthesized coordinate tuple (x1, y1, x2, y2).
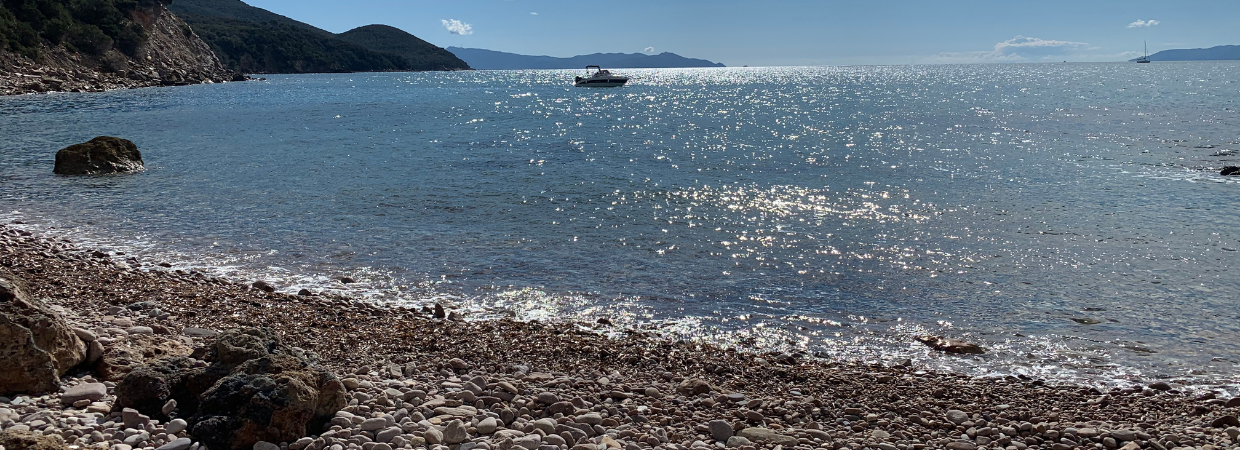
(168, 0, 469, 73)
(447, 47, 725, 70)
(1129, 44, 1240, 62)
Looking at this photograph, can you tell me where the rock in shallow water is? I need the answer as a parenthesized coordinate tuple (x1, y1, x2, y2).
(916, 335, 985, 354)
(53, 136, 144, 175)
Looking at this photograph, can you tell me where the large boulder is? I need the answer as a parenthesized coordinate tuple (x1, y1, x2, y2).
(191, 357, 347, 450)
(95, 333, 193, 382)
(114, 328, 345, 450)
(0, 270, 86, 395)
(53, 136, 144, 175)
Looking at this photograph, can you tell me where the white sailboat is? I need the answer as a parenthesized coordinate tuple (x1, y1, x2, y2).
(1136, 41, 1151, 63)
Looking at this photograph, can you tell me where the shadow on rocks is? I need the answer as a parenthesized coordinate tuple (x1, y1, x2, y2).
(113, 328, 346, 450)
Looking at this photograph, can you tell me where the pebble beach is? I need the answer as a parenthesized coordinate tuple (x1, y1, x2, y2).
(2, 225, 1240, 450)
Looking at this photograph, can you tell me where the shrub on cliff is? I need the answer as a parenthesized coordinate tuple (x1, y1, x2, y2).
(0, 0, 168, 59)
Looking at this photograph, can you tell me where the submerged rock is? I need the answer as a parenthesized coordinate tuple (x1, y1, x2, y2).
(52, 136, 144, 175)
(916, 335, 986, 354)
(0, 269, 86, 395)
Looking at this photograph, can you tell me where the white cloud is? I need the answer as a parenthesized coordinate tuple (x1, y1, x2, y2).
(643, 47, 655, 54)
(926, 35, 1090, 63)
(1127, 19, 1160, 28)
(441, 19, 473, 35)
(530, 12, 538, 15)
(993, 35, 1089, 57)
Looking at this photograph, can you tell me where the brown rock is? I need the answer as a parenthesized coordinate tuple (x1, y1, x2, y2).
(188, 328, 346, 450)
(677, 378, 714, 396)
(736, 428, 797, 447)
(1212, 415, 1240, 428)
(95, 334, 192, 382)
(0, 429, 69, 450)
(915, 335, 985, 354)
(0, 270, 86, 395)
(52, 136, 144, 175)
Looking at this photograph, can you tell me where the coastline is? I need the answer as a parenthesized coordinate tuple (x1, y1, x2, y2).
(3, 224, 1240, 450)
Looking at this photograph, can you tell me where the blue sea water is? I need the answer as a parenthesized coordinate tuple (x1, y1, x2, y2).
(2, 63, 1238, 391)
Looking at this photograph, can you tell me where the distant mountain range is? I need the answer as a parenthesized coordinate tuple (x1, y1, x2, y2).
(1129, 45, 1240, 62)
(168, 0, 468, 73)
(447, 47, 725, 70)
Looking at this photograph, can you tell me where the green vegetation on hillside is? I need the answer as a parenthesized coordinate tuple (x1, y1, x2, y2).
(337, 24, 468, 71)
(182, 15, 411, 73)
(0, 0, 162, 59)
(168, 0, 469, 73)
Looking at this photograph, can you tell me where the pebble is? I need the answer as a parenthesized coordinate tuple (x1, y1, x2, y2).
(708, 419, 734, 442)
(945, 409, 969, 425)
(375, 426, 402, 443)
(360, 417, 387, 431)
(725, 436, 751, 448)
(443, 419, 468, 444)
(253, 442, 280, 450)
(72, 327, 97, 342)
(182, 327, 219, 337)
(477, 417, 499, 434)
(424, 428, 444, 444)
(156, 438, 193, 450)
(166, 418, 188, 434)
(61, 382, 107, 405)
(537, 392, 559, 404)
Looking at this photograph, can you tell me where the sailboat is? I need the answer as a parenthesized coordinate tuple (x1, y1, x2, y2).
(1136, 41, 1151, 63)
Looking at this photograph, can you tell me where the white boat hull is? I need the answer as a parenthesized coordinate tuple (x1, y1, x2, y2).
(574, 79, 628, 87)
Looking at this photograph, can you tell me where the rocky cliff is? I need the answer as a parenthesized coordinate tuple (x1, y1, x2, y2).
(1, 3, 236, 96)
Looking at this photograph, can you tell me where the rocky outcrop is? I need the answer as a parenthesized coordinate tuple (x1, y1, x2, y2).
(113, 328, 346, 450)
(1, 5, 236, 96)
(53, 136, 144, 175)
(192, 356, 348, 450)
(95, 333, 193, 381)
(0, 269, 86, 395)
(1222, 166, 1240, 176)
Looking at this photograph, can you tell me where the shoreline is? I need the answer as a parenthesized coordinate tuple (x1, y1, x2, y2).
(3, 225, 1240, 450)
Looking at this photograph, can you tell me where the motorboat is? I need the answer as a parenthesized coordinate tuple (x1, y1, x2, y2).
(574, 66, 628, 87)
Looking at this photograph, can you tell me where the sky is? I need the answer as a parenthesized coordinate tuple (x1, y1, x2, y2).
(243, 0, 1240, 66)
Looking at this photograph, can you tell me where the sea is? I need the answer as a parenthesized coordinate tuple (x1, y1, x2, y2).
(2, 63, 1238, 393)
